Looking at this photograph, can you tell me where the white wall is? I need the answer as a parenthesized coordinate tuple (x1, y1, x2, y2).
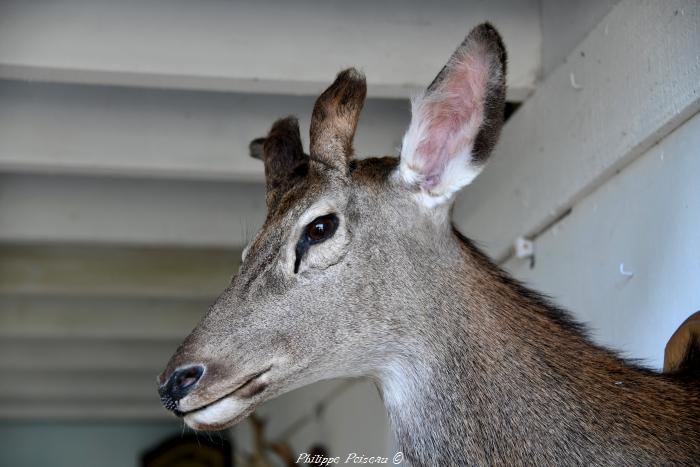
(504, 112, 700, 368)
(540, 0, 619, 76)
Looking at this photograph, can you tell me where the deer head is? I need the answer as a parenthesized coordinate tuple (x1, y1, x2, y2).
(158, 23, 506, 431)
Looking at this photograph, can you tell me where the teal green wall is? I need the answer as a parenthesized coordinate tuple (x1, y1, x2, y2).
(0, 421, 183, 467)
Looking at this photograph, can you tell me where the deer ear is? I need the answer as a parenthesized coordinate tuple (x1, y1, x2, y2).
(664, 311, 700, 375)
(250, 116, 309, 209)
(309, 68, 367, 174)
(399, 23, 506, 206)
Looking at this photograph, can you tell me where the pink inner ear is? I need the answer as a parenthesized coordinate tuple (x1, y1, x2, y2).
(415, 47, 490, 190)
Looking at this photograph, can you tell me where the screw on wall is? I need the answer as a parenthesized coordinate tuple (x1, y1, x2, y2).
(514, 237, 535, 269)
(619, 263, 634, 278)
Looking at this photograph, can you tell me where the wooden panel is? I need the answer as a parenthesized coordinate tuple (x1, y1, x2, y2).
(503, 112, 700, 369)
(0, 401, 169, 420)
(540, 0, 618, 76)
(0, 338, 178, 371)
(0, 81, 410, 181)
(0, 370, 160, 402)
(0, 175, 265, 247)
(0, 296, 206, 339)
(0, 244, 239, 298)
(0, 0, 538, 100)
(454, 0, 700, 261)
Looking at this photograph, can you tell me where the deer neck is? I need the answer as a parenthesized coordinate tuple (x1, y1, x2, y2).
(373, 232, 696, 466)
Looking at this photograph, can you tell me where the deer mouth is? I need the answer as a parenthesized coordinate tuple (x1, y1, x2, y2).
(178, 366, 272, 429)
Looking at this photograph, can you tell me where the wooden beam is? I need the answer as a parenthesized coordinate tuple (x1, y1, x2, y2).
(0, 174, 264, 247)
(539, 0, 618, 76)
(0, 0, 538, 101)
(0, 295, 207, 339)
(453, 0, 700, 261)
(0, 338, 179, 371)
(0, 81, 410, 181)
(0, 245, 239, 298)
(0, 401, 170, 420)
(0, 369, 161, 402)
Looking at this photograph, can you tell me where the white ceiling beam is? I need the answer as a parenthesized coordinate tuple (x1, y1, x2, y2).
(0, 401, 170, 420)
(539, 0, 619, 77)
(0, 370, 161, 403)
(453, 0, 700, 262)
(0, 338, 178, 372)
(0, 245, 239, 297)
(0, 295, 206, 339)
(0, 174, 265, 247)
(0, 0, 539, 101)
(0, 81, 410, 181)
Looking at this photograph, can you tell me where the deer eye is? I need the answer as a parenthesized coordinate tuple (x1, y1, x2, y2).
(294, 214, 339, 273)
(305, 214, 338, 243)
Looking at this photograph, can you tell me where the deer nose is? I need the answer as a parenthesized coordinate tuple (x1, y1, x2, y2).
(159, 364, 205, 413)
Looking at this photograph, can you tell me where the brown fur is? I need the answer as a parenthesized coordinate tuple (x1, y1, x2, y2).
(250, 117, 309, 211)
(309, 68, 366, 173)
(665, 311, 700, 376)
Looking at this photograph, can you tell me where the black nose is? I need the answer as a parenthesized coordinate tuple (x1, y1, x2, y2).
(159, 364, 205, 413)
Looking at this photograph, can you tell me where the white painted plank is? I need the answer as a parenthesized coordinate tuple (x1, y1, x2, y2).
(504, 112, 700, 369)
(0, 245, 238, 297)
(0, 81, 410, 181)
(0, 370, 160, 402)
(0, 338, 178, 371)
(0, 174, 265, 247)
(454, 0, 700, 262)
(0, 296, 205, 339)
(0, 402, 169, 420)
(540, 0, 619, 76)
(0, 0, 538, 101)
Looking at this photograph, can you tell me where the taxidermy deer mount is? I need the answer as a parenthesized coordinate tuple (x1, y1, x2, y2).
(159, 23, 700, 465)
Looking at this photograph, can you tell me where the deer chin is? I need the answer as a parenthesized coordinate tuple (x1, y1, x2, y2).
(180, 367, 273, 431)
(183, 395, 259, 431)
